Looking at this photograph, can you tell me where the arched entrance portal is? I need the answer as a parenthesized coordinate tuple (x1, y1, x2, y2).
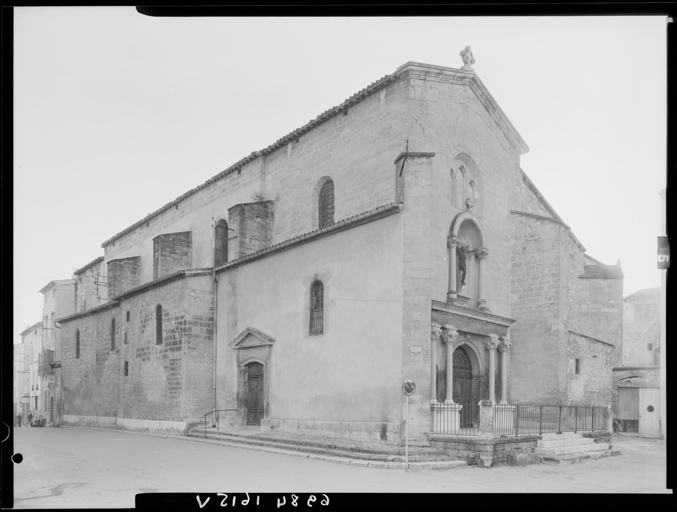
(245, 362, 265, 426)
(453, 346, 480, 428)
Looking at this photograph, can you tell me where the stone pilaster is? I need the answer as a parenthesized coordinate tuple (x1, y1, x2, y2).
(442, 325, 459, 403)
(483, 334, 500, 403)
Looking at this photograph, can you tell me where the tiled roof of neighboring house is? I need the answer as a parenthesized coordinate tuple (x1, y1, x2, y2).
(20, 321, 43, 338)
(38, 279, 75, 294)
(73, 256, 104, 276)
(624, 287, 661, 300)
(579, 265, 624, 279)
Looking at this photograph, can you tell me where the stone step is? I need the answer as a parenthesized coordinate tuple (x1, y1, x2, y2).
(191, 429, 445, 456)
(540, 432, 586, 440)
(534, 443, 609, 456)
(537, 437, 596, 448)
(540, 449, 622, 465)
(184, 432, 467, 470)
(186, 432, 452, 462)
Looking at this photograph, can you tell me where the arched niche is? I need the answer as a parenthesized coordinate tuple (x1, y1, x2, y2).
(452, 153, 484, 216)
(448, 213, 486, 304)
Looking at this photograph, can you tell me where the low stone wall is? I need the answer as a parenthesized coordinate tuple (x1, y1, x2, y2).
(263, 418, 402, 444)
(429, 435, 541, 467)
(62, 415, 189, 435)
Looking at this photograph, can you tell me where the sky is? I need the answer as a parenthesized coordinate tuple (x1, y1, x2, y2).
(13, 9, 668, 345)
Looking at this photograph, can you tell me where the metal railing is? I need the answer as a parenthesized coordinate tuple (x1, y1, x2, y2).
(202, 409, 238, 439)
(430, 401, 480, 436)
(493, 403, 609, 437)
(431, 401, 610, 437)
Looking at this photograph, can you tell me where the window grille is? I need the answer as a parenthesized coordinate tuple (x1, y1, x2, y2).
(76, 330, 80, 359)
(111, 318, 116, 351)
(309, 281, 324, 335)
(156, 305, 163, 345)
(215, 219, 229, 266)
(318, 180, 335, 229)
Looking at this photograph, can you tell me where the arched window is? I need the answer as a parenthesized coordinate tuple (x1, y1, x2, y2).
(215, 219, 229, 267)
(309, 281, 324, 335)
(458, 165, 467, 206)
(111, 318, 116, 350)
(450, 169, 457, 207)
(468, 180, 476, 200)
(75, 329, 80, 359)
(156, 305, 163, 345)
(318, 180, 335, 229)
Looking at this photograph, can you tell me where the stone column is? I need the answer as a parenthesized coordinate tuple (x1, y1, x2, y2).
(476, 247, 489, 310)
(483, 334, 499, 403)
(430, 325, 442, 403)
(442, 325, 459, 403)
(447, 236, 460, 303)
(498, 337, 512, 404)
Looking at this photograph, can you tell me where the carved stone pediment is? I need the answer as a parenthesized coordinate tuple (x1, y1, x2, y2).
(229, 327, 276, 349)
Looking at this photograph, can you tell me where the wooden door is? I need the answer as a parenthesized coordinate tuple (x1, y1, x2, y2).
(639, 387, 660, 438)
(246, 363, 264, 426)
(452, 347, 477, 427)
(618, 387, 639, 433)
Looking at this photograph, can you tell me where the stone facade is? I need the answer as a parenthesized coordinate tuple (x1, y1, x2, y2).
(60, 273, 214, 423)
(74, 257, 107, 313)
(55, 57, 621, 440)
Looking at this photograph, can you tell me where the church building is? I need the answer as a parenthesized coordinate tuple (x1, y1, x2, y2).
(57, 48, 623, 442)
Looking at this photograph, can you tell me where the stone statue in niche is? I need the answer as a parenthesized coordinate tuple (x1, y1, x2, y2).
(460, 46, 475, 71)
(457, 244, 470, 288)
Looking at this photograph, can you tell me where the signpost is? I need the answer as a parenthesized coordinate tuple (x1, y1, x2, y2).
(401, 380, 416, 471)
(657, 236, 670, 269)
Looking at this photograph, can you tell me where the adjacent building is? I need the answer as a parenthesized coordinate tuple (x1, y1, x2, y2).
(55, 53, 623, 441)
(613, 287, 661, 437)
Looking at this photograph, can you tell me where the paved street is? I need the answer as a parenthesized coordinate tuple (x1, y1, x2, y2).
(10, 427, 672, 508)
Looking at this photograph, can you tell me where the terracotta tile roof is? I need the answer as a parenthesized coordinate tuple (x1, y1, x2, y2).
(73, 256, 104, 276)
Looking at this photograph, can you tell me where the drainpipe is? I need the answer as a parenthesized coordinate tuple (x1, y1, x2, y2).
(213, 269, 218, 421)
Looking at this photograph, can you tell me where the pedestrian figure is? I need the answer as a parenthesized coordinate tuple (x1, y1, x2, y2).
(28, 412, 33, 427)
(17, 414, 22, 427)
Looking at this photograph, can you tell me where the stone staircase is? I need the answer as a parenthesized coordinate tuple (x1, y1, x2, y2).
(534, 432, 621, 465)
(186, 427, 467, 470)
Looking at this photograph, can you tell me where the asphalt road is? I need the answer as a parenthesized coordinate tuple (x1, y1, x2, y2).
(9, 426, 673, 509)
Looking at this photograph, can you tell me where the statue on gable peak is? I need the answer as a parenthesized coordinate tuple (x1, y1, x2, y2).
(460, 46, 475, 71)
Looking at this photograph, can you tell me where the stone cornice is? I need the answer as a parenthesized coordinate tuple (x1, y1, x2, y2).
(399, 62, 529, 155)
(216, 203, 403, 272)
(393, 151, 436, 164)
(613, 366, 660, 371)
(432, 300, 516, 327)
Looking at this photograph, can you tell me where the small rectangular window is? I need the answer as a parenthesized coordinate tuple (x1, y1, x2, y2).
(124, 361, 129, 376)
(575, 359, 580, 375)
(647, 343, 653, 351)
(126, 311, 130, 322)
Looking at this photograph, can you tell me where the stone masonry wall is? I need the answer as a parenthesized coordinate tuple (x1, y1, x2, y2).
(228, 200, 274, 260)
(509, 214, 566, 403)
(61, 275, 214, 422)
(566, 331, 614, 405)
(152, 231, 192, 280)
(108, 257, 140, 299)
(576, 277, 623, 366)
